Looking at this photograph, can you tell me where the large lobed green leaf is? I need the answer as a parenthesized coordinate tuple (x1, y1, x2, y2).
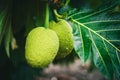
(68, 0, 120, 80)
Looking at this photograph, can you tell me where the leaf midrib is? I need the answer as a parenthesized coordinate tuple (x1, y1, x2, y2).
(72, 19, 120, 53)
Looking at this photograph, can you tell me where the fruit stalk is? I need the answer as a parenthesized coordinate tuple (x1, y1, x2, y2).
(44, 2, 49, 28)
(53, 9, 62, 22)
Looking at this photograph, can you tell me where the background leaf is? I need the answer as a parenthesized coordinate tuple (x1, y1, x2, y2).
(0, 0, 13, 57)
(25, 0, 47, 36)
(0, 10, 7, 46)
(4, 21, 12, 57)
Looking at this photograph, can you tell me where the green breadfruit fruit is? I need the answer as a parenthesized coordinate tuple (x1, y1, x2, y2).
(25, 27, 59, 68)
(49, 20, 74, 59)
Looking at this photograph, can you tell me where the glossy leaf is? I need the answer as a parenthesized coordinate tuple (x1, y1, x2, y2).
(72, 23, 91, 64)
(68, 0, 120, 79)
(72, 19, 120, 80)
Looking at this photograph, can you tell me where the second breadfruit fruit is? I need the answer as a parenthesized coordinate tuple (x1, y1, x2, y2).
(25, 27, 59, 68)
(49, 20, 74, 59)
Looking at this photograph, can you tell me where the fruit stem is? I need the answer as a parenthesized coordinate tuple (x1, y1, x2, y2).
(53, 9, 62, 22)
(65, 0, 70, 6)
(44, 2, 49, 28)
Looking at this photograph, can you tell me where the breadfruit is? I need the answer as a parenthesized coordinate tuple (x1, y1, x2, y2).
(25, 27, 59, 68)
(49, 20, 74, 59)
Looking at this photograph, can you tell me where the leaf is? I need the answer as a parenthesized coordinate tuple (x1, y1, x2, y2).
(83, 13, 120, 48)
(0, 9, 7, 46)
(0, 10, 5, 31)
(90, 31, 114, 79)
(72, 23, 91, 64)
(4, 18, 12, 57)
(0, 0, 12, 57)
(67, 0, 120, 79)
(68, 0, 118, 22)
(72, 20, 120, 80)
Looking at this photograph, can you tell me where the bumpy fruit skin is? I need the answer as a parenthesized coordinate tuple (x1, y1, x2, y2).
(25, 27, 59, 68)
(49, 20, 74, 59)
